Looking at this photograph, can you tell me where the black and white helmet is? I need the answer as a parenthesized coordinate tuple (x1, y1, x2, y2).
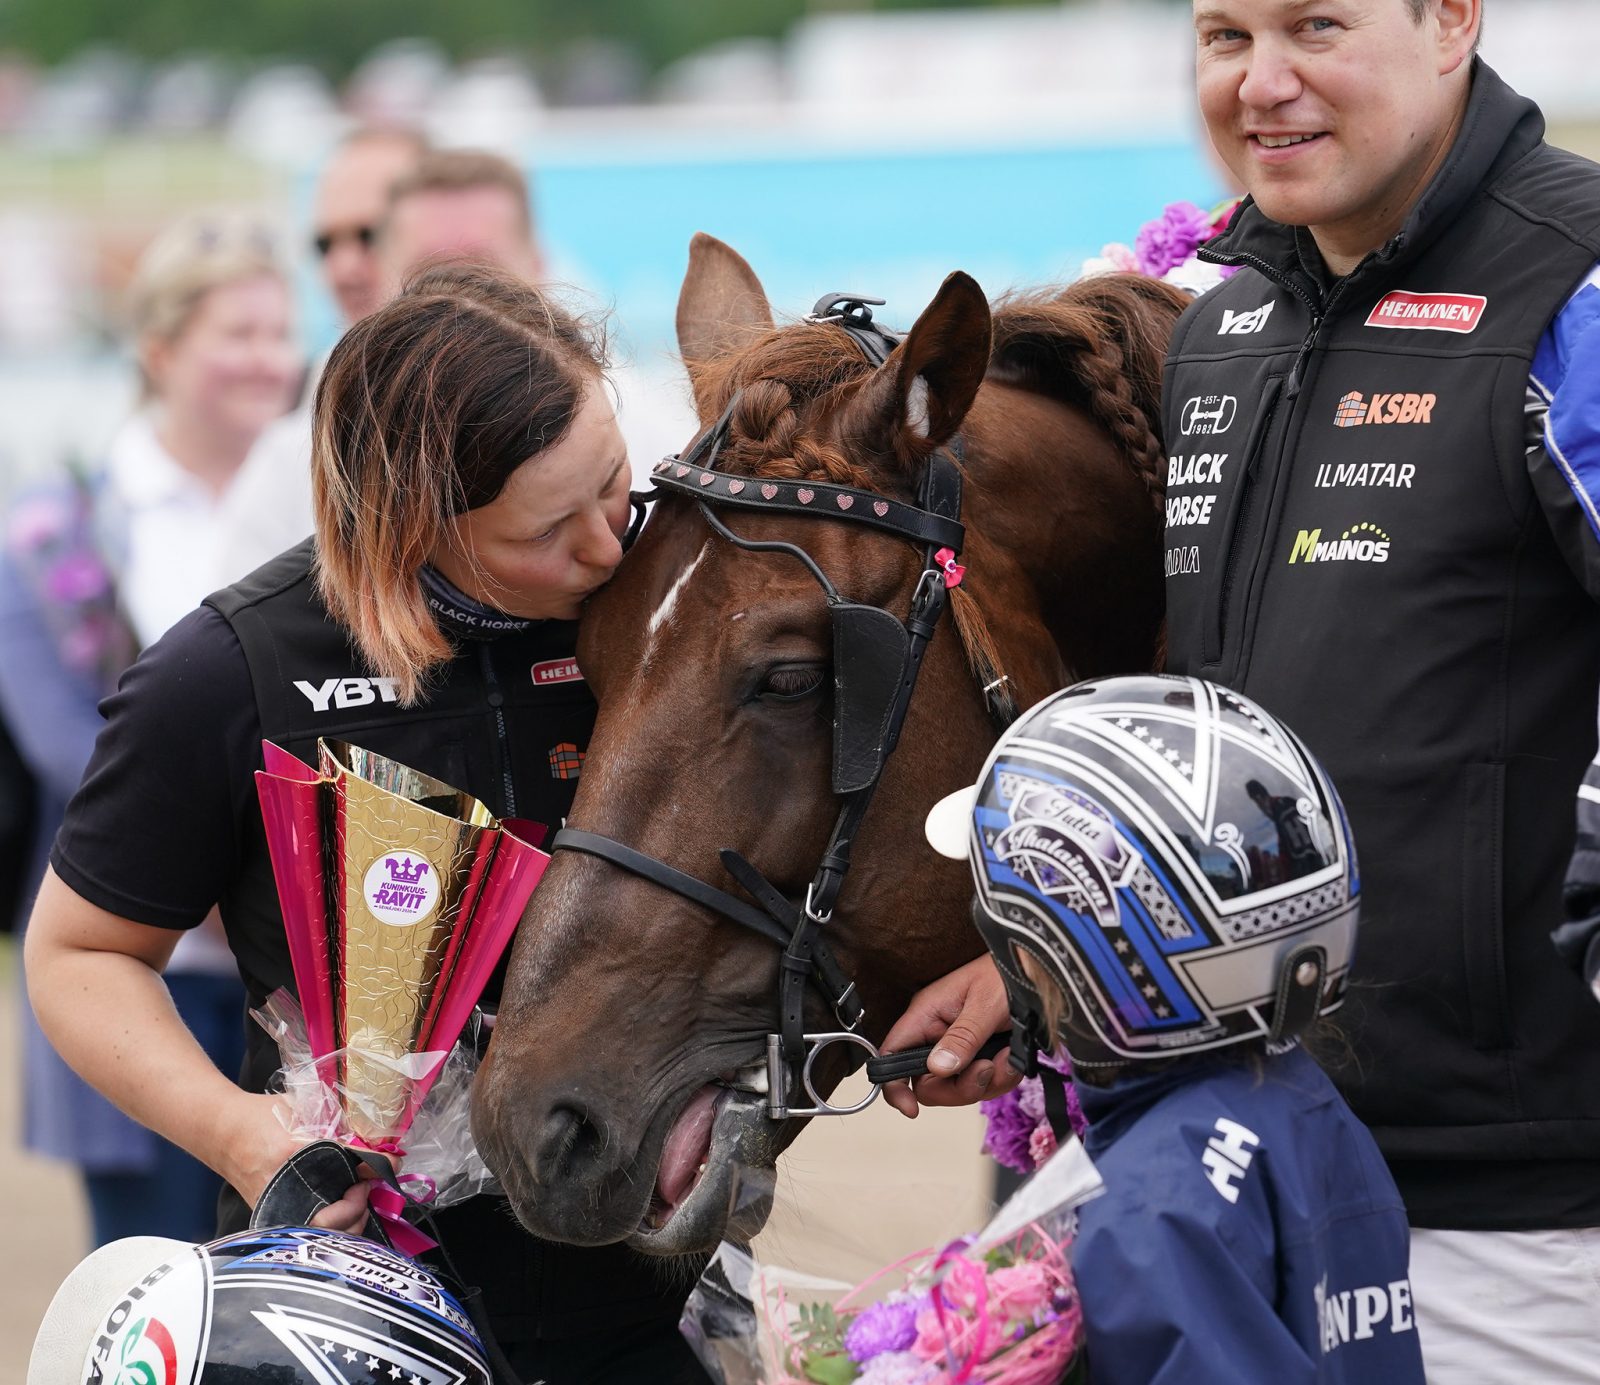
(925, 674, 1358, 1068)
(29, 1226, 491, 1385)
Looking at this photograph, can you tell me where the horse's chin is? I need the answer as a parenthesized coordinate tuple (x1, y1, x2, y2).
(627, 1090, 781, 1256)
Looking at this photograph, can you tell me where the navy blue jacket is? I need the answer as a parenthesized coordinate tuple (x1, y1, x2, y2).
(1073, 1047, 1423, 1384)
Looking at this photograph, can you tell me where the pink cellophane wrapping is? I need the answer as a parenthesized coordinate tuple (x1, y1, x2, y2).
(255, 743, 338, 1062)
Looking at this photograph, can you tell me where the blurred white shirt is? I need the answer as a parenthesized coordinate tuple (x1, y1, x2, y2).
(102, 412, 250, 974)
(106, 413, 286, 642)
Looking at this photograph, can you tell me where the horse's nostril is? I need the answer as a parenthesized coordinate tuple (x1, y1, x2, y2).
(535, 1101, 604, 1184)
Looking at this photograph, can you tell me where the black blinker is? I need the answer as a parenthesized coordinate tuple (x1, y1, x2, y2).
(831, 603, 911, 795)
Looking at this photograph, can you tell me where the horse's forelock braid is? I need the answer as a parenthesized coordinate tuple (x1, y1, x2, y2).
(730, 379, 797, 455)
(725, 377, 873, 488)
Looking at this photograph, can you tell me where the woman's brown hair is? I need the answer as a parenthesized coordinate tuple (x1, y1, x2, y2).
(312, 262, 607, 703)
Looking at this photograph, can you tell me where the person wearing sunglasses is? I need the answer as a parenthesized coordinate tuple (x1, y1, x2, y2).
(311, 126, 428, 326)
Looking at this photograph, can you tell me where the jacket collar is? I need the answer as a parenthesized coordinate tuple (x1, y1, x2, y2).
(1202, 60, 1545, 299)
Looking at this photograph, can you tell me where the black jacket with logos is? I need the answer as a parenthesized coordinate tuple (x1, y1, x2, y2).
(1162, 63, 1600, 1230)
(205, 541, 703, 1349)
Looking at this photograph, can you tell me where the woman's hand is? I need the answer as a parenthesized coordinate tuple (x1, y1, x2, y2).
(215, 1089, 374, 1235)
(877, 955, 1020, 1118)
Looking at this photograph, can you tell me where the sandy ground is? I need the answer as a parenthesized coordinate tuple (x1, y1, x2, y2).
(0, 941, 90, 1384)
(0, 937, 995, 1381)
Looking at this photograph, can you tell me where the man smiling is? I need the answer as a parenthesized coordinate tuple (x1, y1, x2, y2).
(882, 0, 1600, 1371)
(1163, 0, 1600, 1376)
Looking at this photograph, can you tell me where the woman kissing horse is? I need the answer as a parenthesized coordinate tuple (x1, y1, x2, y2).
(472, 234, 1188, 1256)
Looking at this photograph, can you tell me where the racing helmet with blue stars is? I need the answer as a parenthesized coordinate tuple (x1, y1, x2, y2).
(29, 1225, 492, 1385)
(925, 674, 1359, 1069)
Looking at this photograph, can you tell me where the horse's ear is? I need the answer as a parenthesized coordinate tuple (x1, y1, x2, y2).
(676, 233, 775, 420)
(848, 271, 991, 459)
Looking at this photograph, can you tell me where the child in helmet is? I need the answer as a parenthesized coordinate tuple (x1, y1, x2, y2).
(923, 673, 1425, 1384)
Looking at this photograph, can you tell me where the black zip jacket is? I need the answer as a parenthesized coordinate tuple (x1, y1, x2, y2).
(1162, 62, 1600, 1230)
(200, 542, 701, 1354)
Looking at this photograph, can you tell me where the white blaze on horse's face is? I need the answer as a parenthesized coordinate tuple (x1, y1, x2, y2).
(644, 539, 709, 659)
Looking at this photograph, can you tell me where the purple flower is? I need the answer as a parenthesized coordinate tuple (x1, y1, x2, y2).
(1134, 202, 1216, 278)
(982, 1049, 1089, 1173)
(981, 1088, 1037, 1175)
(1017, 1074, 1045, 1124)
(846, 1297, 920, 1363)
(44, 551, 112, 603)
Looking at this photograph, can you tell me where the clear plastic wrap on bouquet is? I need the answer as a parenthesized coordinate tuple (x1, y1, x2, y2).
(251, 988, 499, 1210)
(681, 1136, 1103, 1385)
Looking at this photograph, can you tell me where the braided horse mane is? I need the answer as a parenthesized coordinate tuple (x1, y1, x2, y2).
(688, 270, 1188, 506)
(986, 272, 1190, 511)
(682, 271, 1188, 681)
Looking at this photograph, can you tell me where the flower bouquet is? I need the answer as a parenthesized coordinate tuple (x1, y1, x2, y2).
(681, 1136, 1102, 1385)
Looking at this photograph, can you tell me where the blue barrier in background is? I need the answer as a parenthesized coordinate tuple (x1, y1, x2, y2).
(301, 134, 1222, 363)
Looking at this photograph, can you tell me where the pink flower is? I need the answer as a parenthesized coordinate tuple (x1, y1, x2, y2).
(1027, 1122, 1057, 1169)
(913, 1257, 991, 1365)
(1101, 242, 1139, 272)
(988, 1263, 1055, 1322)
(1100, 241, 1139, 271)
(913, 1300, 982, 1365)
(44, 551, 111, 603)
(1134, 201, 1216, 277)
(1209, 196, 1244, 236)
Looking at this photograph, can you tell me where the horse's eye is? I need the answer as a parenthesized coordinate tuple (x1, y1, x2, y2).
(760, 665, 827, 702)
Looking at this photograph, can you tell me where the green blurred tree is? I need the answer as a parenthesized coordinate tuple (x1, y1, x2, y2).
(0, 0, 1060, 80)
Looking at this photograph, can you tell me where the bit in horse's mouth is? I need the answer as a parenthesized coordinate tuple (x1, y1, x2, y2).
(638, 1063, 773, 1239)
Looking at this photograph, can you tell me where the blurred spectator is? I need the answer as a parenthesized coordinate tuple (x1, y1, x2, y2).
(378, 148, 545, 297)
(313, 126, 429, 327)
(241, 144, 691, 559)
(226, 126, 426, 573)
(373, 148, 690, 485)
(0, 212, 299, 1246)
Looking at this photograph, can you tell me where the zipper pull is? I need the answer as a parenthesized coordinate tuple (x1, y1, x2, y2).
(1285, 316, 1321, 401)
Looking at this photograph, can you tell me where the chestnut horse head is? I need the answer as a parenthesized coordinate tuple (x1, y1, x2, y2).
(473, 234, 1187, 1254)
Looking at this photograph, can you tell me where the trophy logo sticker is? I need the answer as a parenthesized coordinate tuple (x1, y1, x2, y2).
(364, 854, 441, 927)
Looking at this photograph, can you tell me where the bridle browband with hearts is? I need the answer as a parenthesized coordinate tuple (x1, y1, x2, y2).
(552, 294, 1018, 1120)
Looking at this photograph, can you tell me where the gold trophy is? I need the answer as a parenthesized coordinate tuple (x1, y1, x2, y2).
(256, 739, 548, 1152)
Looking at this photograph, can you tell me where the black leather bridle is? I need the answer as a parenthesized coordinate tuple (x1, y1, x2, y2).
(553, 294, 1017, 1120)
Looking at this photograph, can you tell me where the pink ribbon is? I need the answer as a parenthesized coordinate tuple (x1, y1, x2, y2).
(931, 1248, 993, 1382)
(367, 1181, 437, 1256)
(935, 547, 967, 589)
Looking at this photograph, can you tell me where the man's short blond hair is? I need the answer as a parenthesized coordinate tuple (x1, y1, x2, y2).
(386, 149, 533, 236)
